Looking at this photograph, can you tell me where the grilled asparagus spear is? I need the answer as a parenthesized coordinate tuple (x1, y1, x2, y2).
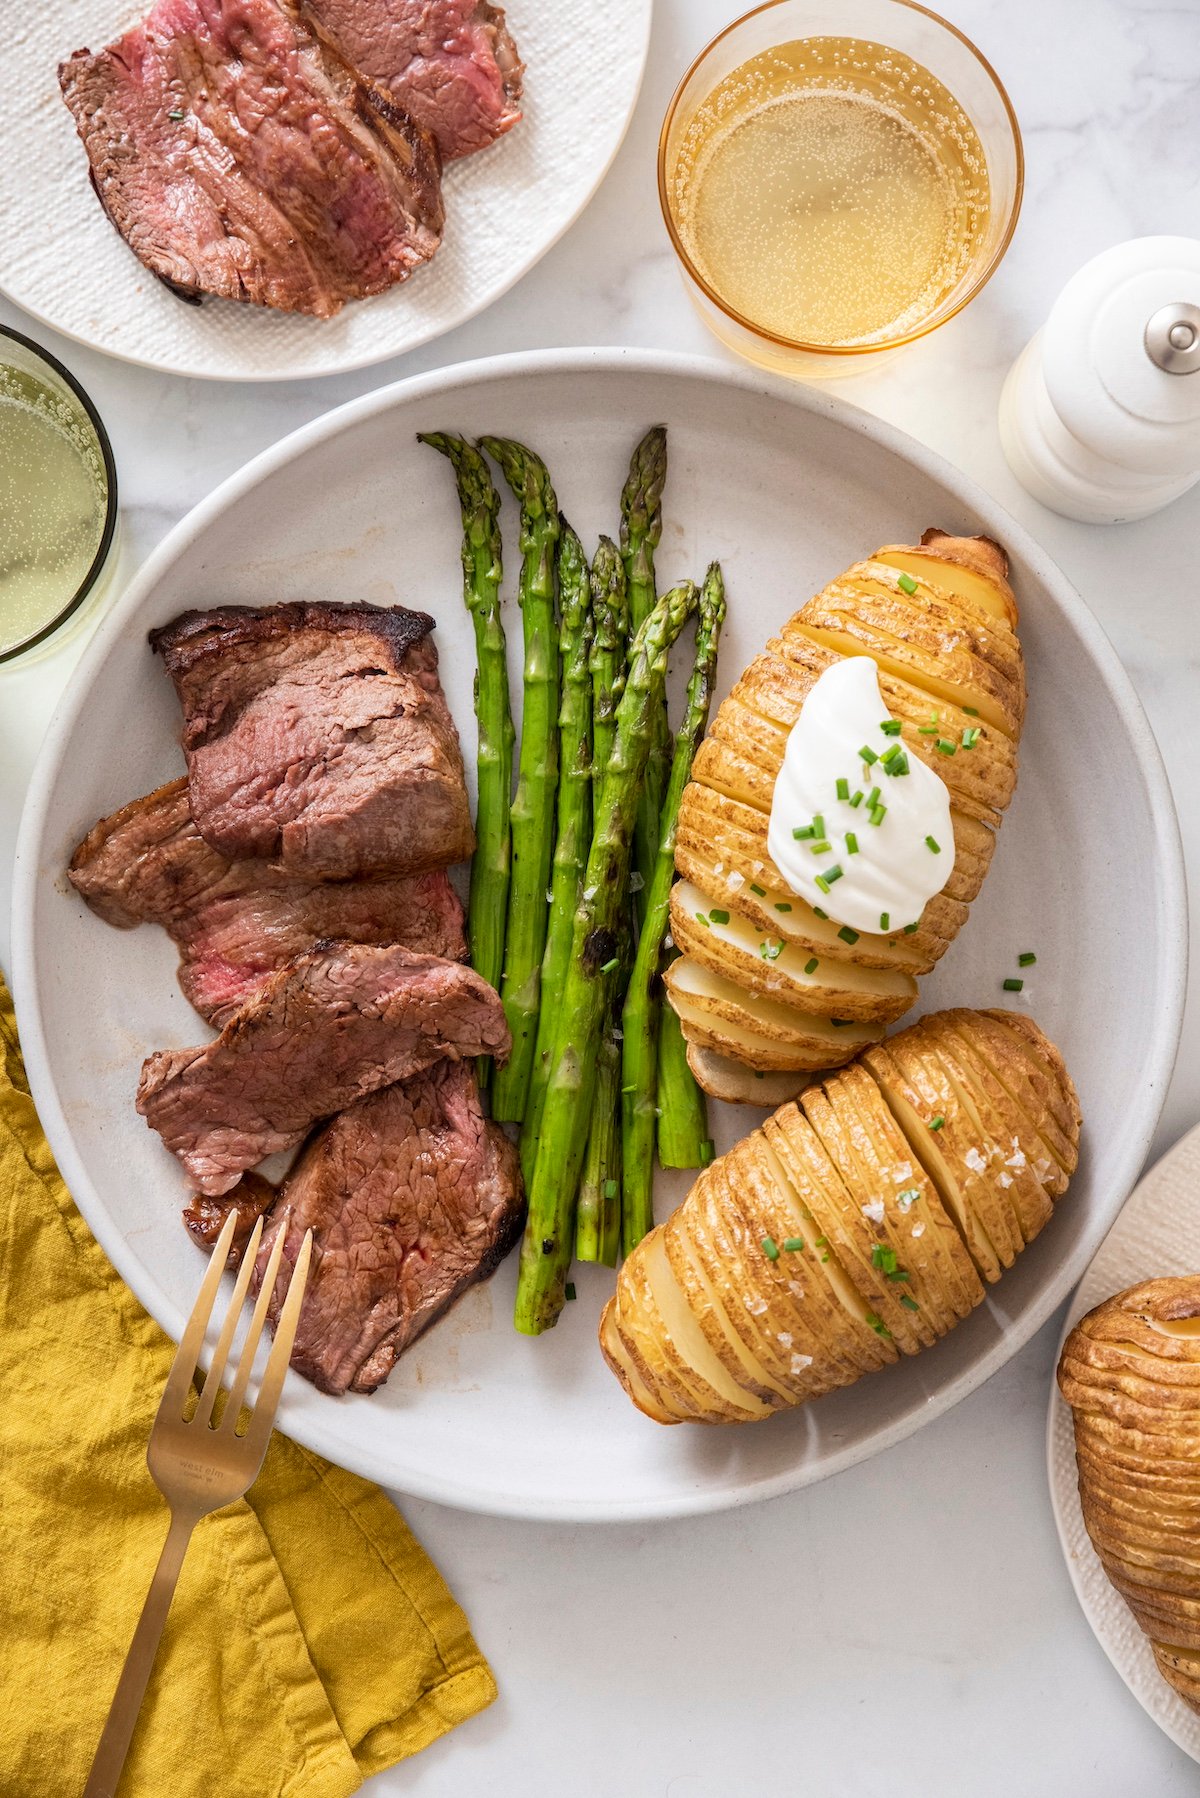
(482, 437, 561, 1125)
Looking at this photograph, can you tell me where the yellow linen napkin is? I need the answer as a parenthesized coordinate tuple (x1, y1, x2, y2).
(0, 976, 495, 1797)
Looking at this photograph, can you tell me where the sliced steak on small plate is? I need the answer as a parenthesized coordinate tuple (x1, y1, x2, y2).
(58, 0, 444, 318)
(254, 1061, 523, 1394)
(152, 602, 475, 881)
(297, 0, 523, 162)
(69, 778, 466, 1024)
(137, 942, 509, 1195)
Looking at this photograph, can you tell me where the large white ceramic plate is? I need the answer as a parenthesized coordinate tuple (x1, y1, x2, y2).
(1048, 1122, 1200, 1764)
(12, 350, 1186, 1520)
(4, 3, 650, 381)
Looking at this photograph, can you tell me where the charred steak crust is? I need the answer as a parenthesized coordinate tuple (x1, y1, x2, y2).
(136, 941, 510, 1196)
(255, 1063, 524, 1395)
(68, 777, 467, 1025)
(149, 600, 435, 687)
(58, 0, 445, 319)
(182, 1172, 277, 1264)
(150, 600, 473, 880)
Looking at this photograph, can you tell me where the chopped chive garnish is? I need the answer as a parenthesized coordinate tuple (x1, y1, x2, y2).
(815, 876, 831, 894)
(882, 749, 910, 777)
(1003, 977, 1024, 992)
(848, 789, 864, 808)
(900, 1295, 921, 1312)
(836, 777, 850, 801)
(774, 901, 793, 913)
(793, 824, 815, 840)
(760, 939, 785, 962)
(782, 1237, 805, 1253)
(168, 108, 186, 120)
(820, 1252, 830, 1262)
(880, 719, 902, 736)
(918, 725, 939, 735)
(865, 1312, 892, 1338)
(812, 814, 826, 838)
(925, 835, 941, 854)
(859, 745, 878, 766)
(930, 1115, 945, 1131)
(824, 864, 844, 885)
(903, 921, 919, 934)
(813, 906, 828, 920)
(897, 571, 918, 595)
(603, 1178, 618, 1198)
(845, 832, 859, 855)
(1018, 951, 1037, 967)
(897, 1189, 921, 1208)
(804, 957, 819, 975)
(750, 882, 766, 896)
(814, 1237, 828, 1247)
(867, 787, 882, 810)
(565, 1282, 577, 1301)
(838, 925, 859, 945)
(709, 909, 730, 925)
(961, 726, 981, 749)
(935, 738, 957, 756)
(963, 706, 979, 716)
(871, 1243, 899, 1275)
(869, 804, 887, 827)
(879, 912, 890, 931)
(809, 839, 832, 855)
(761, 1236, 780, 1261)
(699, 1139, 714, 1167)
(600, 957, 619, 972)
(695, 911, 710, 927)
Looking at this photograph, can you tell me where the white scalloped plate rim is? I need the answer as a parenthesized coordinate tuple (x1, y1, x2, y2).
(11, 348, 1189, 1520)
(3, 0, 652, 381)
(1047, 1122, 1200, 1764)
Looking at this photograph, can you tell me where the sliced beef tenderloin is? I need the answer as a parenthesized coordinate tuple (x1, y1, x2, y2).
(255, 1061, 522, 1394)
(58, 0, 444, 319)
(151, 602, 475, 881)
(136, 942, 509, 1195)
(69, 778, 466, 1024)
(297, 0, 522, 162)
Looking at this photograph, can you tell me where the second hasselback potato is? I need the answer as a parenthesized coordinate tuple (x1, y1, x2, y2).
(670, 532, 1024, 1097)
(1059, 1278, 1200, 1713)
(600, 1008, 1079, 1425)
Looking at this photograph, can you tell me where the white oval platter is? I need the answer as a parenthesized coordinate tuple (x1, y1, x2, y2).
(3, 2, 651, 381)
(12, 348, 1187, 1519)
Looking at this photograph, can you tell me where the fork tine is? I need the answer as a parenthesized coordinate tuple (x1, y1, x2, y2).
(241, 1231, 313, 1460)
(191, 1215, 265, 1430)
(157, 1209, 239, 1423)
(219, 1222, 290, 1429)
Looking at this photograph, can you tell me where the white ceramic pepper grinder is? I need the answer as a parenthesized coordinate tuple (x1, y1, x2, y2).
(999, 235, 1200, 523)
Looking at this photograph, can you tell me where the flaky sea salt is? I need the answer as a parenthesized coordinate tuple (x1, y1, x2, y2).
(791, 1353, 814, 1374)
(861, 1197, 886, 1225)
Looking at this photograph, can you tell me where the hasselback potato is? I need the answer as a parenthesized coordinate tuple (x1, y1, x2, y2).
(1059, 1278, 1200, 1713)
(670, 532, 1023, 1097)
(600, 1008, 1079, 1425)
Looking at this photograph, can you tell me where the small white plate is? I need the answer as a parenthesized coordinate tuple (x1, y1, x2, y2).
(12, 349, 1187, 1519)
(1048, 1122, 1200, 1764)
(3, 1, 650, 381)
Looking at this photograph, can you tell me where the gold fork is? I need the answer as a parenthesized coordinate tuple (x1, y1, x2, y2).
(82, 1212, 312, 1798)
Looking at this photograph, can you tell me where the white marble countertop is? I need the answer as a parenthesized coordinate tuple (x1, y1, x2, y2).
(3, 0, 1199, 1790)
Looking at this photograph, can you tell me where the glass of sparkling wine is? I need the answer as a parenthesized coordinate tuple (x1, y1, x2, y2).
(0, 326, 117, 663)
(659, 0, 1023, 377)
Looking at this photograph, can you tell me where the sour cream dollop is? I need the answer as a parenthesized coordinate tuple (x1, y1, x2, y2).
(766, 657, 953, 935)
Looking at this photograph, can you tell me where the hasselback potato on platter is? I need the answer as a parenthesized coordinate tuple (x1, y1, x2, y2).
(601, 1007, 1080, 1425)
(1059, 1277, 1200, 1713)
(670, 531, 1024, 1102)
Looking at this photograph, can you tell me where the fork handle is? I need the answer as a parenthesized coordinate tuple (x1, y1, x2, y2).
(82, 1506, 201, 1798)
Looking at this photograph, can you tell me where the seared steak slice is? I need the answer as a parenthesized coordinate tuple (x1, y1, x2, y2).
(58, 0, 444, 319)
(136, 942, 509, 1194)
(256, 1062, 523, 1394)
(183, 1172, 277, 1264)
(297, 0, 522, 162)
(151, 602, 475, 881)
(69, 778, 466, 1024)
